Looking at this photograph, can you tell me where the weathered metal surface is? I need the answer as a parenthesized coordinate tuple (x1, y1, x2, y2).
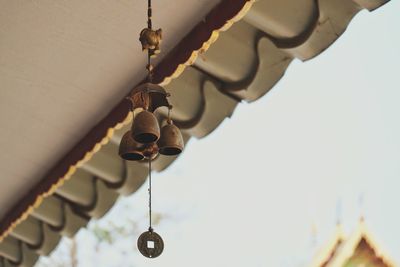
(118, 131, 145, 161)
(158, 122, 184, 156)
(137, 230, 164, 258)
(131, 110, 161, 144)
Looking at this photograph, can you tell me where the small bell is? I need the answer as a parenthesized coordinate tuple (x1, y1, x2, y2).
(132, 110, 160, 144)
(119, 131, 145, 161)
(158, 122, 184, 156)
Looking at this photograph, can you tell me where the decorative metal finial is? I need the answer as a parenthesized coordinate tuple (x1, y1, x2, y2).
(139, 0, 162, 83)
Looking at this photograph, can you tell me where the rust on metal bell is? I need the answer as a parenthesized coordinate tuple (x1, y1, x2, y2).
(158, 122, 184, 156)
(127, 83, 170, 112)
(132, 110, 160, 144)
(119, 131, 145, 161)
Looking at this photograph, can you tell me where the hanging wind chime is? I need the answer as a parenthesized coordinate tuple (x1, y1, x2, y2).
(118, 0, 184, 259)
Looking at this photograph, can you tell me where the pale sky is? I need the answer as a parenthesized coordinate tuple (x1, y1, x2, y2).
(38, 1, 400, 267)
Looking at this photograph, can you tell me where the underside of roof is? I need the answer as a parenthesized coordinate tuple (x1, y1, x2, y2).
(0, 0, 391, 266)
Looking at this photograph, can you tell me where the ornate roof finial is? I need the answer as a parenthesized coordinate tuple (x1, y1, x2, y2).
(335, 198, 342, 226)
(358, 193, 365, 222)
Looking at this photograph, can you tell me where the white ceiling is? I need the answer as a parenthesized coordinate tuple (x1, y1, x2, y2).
(0, 0, 220, 218)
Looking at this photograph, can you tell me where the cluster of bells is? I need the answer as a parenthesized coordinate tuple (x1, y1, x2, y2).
(118, 85, 184, 162)
(118, 83, 181, 259)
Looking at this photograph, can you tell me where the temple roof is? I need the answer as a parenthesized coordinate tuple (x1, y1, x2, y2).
(310, 220, 396, 267)
(0, 0, 391, 266)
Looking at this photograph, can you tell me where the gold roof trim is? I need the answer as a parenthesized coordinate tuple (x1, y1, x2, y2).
(310, 220, 396, 267)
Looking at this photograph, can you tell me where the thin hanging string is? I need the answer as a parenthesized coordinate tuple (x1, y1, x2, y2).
(148, 158, 153, 231)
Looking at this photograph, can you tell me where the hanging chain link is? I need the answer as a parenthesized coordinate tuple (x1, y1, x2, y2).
(146, 0, 153, 82)
(147, 0, 152, 29)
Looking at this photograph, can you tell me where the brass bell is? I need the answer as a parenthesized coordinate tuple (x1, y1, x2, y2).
(132, 110, 160, 144)
(119, 131, 145, 161)
(158, 122, 184, 156)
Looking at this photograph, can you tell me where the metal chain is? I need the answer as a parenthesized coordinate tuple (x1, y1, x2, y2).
(147, 0, 153, 82)
(147, 0, 152, 29)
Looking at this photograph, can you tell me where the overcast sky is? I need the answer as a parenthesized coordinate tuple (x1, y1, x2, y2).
(38, 1, 400, 267)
